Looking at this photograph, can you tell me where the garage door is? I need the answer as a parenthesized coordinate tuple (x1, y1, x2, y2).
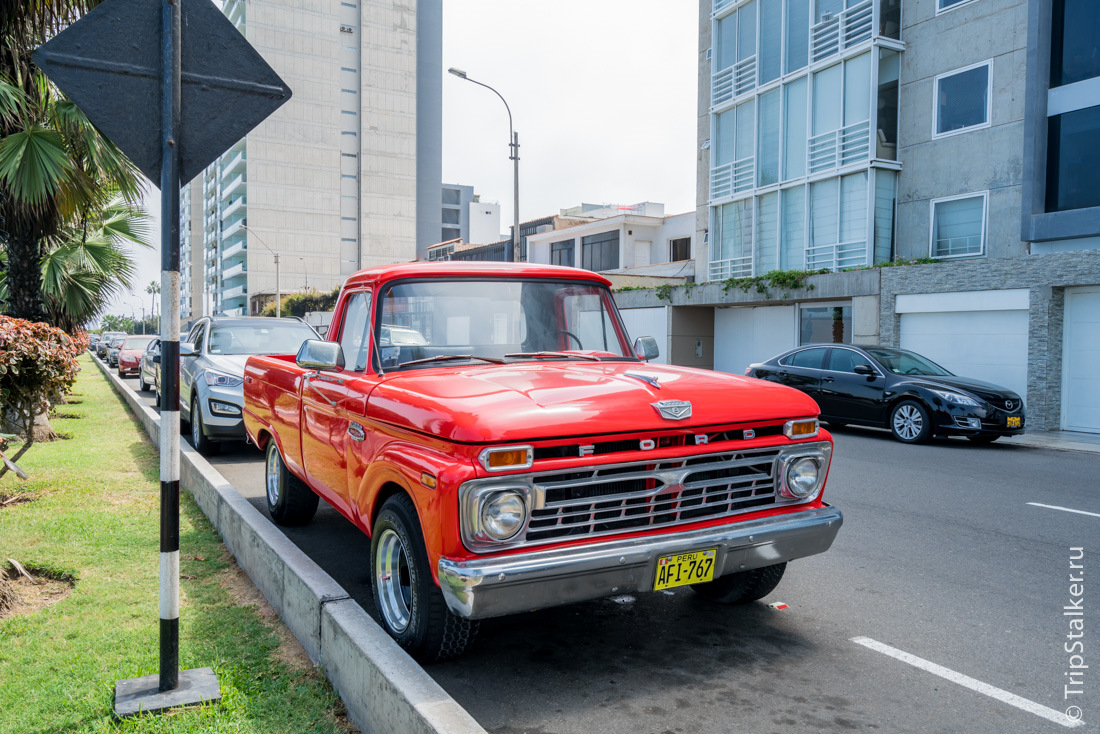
(1063, 287, 1100, 433)
(618, 307, 668, 365)
(899, 309, 1029, 401)
(714, 305, 796, 375)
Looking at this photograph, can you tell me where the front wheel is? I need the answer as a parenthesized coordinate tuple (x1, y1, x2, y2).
(371, 494, 478, 662)
(890, 400, 932, 444)
(189, 397, 220, 455)
(265, 441, 318, 526)
(138, 372, 148, 391)
(691, 563, 786, 604)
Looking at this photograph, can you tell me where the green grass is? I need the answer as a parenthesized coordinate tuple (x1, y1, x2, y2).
(0, 356, 351, 734)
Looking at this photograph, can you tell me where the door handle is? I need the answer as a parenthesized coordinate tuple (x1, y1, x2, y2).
(823, 376, 835, 383)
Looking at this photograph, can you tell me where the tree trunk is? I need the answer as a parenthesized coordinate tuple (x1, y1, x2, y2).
(3, 226, 47, 323)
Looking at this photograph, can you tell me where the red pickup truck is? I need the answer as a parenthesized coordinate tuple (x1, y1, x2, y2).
(243, 262, 842, 661)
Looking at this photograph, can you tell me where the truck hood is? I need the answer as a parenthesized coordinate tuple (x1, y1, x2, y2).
(366, 362, 820, 443)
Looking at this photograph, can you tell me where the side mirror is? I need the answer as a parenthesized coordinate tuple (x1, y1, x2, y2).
(296, 340, 345, 372)
(152, 354, 160, 364)
(633, 336, 660, 361)
(180, 342, 196, 357)
(853, 364, 875, 376)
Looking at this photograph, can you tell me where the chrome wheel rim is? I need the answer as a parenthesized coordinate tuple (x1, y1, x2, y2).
(265, 446, 280, 507)
(191, 402, 202, 445)
(375, 528, 412, 633)
(893, 404, 923, 440)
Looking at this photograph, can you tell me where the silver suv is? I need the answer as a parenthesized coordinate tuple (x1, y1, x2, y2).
(179, 316, 319, 454)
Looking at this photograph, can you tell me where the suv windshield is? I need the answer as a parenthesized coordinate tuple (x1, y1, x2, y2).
(376, 279, 632, 370)
(866, 347, 953, 376)
(207, 322, 317, 356)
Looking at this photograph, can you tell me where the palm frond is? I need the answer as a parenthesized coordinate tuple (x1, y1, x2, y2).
(0, 122, 71, 206)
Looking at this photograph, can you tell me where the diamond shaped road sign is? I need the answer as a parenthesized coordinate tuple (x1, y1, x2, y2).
(33, 0, 291, 185)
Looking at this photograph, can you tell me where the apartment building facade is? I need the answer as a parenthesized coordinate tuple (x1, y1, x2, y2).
(683, 0, 1100, 432)
(182, 0, 436, 318)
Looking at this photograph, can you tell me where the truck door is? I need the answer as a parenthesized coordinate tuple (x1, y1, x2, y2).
(301, 291, 372, 515)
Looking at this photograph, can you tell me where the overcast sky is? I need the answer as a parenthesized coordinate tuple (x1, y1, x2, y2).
(111, 0, 698, 321)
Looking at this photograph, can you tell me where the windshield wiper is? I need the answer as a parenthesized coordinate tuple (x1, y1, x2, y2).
(398, 354, 505, 367)
(504, 351, 603, 362)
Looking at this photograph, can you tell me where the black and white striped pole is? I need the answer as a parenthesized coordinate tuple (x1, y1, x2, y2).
(158, 0, 183, 693)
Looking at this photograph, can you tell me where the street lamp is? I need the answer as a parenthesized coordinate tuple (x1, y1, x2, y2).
(241, 225, 280, 318)
(448, 67, 520, 263)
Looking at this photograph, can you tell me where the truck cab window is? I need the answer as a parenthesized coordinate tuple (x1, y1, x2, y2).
(339, 291, 372, 371)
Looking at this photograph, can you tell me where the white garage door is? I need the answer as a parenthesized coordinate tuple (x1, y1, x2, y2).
(899, 310, 1029, 401)
(714, 305, 796, 375)
(1063, 287, 1100, 433)
(618, 307, 668, 364)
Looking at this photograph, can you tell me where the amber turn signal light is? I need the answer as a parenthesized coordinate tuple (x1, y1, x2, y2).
(784, 419, 819, 439)
(478, 446, 534, 472)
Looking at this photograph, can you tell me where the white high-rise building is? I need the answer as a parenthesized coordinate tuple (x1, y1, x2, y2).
(182, 0, 439, 317)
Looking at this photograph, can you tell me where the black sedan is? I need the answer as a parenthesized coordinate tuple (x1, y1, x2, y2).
(746, 344, 1025, 444)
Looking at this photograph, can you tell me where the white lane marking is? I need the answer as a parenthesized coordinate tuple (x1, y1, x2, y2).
(1027, 502, 1100, 519)
(851, 637, 1084, 729)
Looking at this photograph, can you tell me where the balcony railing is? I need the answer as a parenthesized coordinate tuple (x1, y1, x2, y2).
(709, 256, 752, 280)
(221, 242, 246, 261)
(713, 0, 736, 15)
(710, 157, 754, 201)
(808, 120, 870, 173)
(221, 151, 245, 179)
(222, 285, 245, 300)
(806, 240, 867, 271)
(712, 55, 757, 107)
(221, 173, 246, 200)
(811, 0, 873, 63)
(223, 262, 247, 280)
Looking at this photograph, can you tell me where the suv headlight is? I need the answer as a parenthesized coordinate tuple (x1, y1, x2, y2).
(776, 443, 831, 501)
(204, 370, 244, 388)
(931, 389, 980, 407)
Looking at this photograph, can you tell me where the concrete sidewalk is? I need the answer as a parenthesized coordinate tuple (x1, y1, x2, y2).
(999, 429, 1100, 454)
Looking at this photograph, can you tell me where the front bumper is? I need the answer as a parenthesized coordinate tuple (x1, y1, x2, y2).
(437, 504, 843, 620)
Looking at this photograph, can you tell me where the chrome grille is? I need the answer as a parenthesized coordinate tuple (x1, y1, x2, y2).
(525, 448, 782, 543)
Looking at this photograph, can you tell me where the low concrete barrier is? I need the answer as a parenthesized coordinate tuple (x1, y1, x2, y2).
(92, 356, 485, 734)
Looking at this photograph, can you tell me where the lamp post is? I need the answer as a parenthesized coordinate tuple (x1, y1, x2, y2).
(242, 225, 280, 318)
(448, 68, 520, 263)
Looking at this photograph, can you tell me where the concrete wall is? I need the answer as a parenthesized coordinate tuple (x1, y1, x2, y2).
(670, 306, 715, 370)
(416, 0, 443, 260)
(895, 0, 1029, 261)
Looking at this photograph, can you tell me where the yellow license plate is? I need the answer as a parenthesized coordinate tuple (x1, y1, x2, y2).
(1007, 416, 1022, 428)
(654, 548, 717, 591)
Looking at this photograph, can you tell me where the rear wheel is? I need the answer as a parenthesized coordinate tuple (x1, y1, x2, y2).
(371, 494, 478, 662)
(265, 441, 318, 526)
(691, 563, 787, 604)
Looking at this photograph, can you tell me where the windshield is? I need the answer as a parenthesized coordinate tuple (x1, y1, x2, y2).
(121, 336, 155, 350)
(207, 321, 317, 356)
(865, 347, 953, 376)
(376, 278, 632, 370)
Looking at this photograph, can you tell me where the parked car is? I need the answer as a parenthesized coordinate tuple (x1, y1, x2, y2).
(180, 316, 320, 454)
(89, 334, 101, 352)
(97, 331, 126, 359)
(116, 335, 156, 377)
(244, 262, 844, 661)
(746, 344, 1025, 444)
(106, 335, 127, 367)
(138, 337, 161, 400)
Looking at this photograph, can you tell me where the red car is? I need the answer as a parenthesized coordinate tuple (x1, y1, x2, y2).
(116, 335, 156, 377)
(243, 263, 843, 661)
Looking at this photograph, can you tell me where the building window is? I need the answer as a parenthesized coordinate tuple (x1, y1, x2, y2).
(1046, 105, 1100, 212)
(581, 231, 619, 272)
(936, 0, 979, 13)
(551, 239, 574, 267)
(1051, 0, 1100, 87)
(930, 193, 986, 258)
(933, 62, 991, 137)
(670, 237, 691, 262)
(799, 305, 851, 344)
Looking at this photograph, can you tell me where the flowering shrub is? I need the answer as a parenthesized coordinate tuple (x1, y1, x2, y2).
(0, 317, 83, 471)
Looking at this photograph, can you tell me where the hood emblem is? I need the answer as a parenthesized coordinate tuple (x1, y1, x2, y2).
(652, 400, 692, 421)
(1004, 400, 1015, 410)
(625, 372, 661, 389)
(347, 422, 366, 442)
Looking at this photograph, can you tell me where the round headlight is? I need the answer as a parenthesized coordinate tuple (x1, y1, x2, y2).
(480, 491, 526, 541)
(785, 457, 820, 498)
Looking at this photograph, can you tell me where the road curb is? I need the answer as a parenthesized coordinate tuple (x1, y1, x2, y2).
(91, 356, 486, 734)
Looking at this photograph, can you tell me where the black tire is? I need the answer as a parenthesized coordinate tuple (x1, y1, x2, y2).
(966, 434, 1000, 445)
(371, 494, 478, 662)
(264, 441, 318, 526)
(138, 372, 148, 391)
(691, 562, 787, 604)
(154, 382, 162, 407)
(189, 397, 220, 455)
(889, 400, 932, 444)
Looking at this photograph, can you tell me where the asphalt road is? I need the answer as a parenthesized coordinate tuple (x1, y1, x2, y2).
(114, 364, 1099, 733)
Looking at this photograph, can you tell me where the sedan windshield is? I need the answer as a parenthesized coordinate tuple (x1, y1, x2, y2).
(375, 279, 632, 370)
(865, 347, 953, 376)
(121, 336, 155, 351)
(207, 322, 317, 356)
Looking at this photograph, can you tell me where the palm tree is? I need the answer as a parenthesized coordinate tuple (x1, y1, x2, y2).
(145, 278, 160, 333)
(0, 1, 142, 324)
